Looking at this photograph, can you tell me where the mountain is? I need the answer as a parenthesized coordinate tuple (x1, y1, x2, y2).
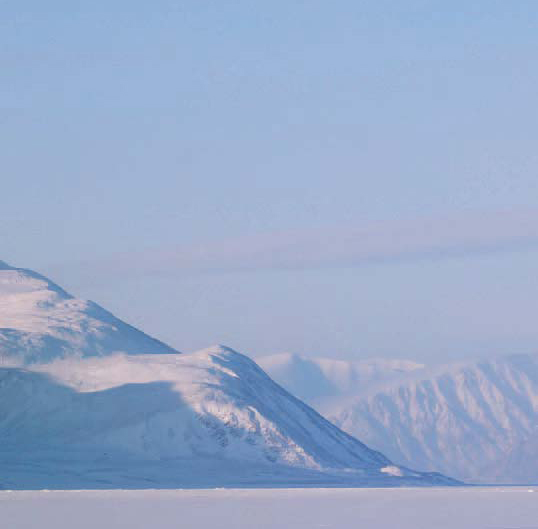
(0, 260, 178, 364)
(257, 353, 424, 402)
(260, 352, 538, 484)
(499, 427, 538, 484)
(0, 346, 455, 489)
(0, 261, 455, 488)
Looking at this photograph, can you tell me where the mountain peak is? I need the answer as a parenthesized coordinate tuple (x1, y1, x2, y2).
(0, 263, 180, 364)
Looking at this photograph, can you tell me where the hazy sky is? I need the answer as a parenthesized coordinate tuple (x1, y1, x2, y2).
(2, 1, 538, 362)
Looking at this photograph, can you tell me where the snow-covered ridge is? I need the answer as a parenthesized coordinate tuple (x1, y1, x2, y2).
(0, 260, 178, 364)
(0, 344, 455, 488)
(260, 351, 538, 483)
(257, 352, 424, 402)
(14, 345, 387, 471)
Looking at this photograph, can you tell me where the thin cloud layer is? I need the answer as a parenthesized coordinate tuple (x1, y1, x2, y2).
(53, 208, 538, 280)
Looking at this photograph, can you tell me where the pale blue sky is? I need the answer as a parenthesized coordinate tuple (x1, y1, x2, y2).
(2, 1, 538, 361)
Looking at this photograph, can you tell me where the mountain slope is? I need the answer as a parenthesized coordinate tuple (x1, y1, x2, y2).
(0, 260, 178, 364)
(261, 351, 538, 483)
(0, 346, 455, 488)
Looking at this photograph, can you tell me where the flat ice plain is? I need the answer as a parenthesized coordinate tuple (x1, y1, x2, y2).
(1, 488, 537, 529)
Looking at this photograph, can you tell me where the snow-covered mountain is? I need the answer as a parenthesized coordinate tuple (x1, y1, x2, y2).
(0, 261, 454, 488)
(257, 353, 424, 402)
(260, 352, 538, 484)
(0, 346, 454, 489)
(0, 260, 178, 364)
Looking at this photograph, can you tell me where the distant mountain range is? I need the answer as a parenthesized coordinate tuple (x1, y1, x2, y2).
(259, 352, 538, 483)
(0, 260, 454, 489)
(257, 352, 424, 402)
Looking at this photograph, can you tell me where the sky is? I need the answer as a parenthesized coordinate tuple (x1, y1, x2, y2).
(2, 1, 538, 363)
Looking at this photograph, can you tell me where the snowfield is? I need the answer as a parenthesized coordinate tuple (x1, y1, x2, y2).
(1, 488, 537, 529)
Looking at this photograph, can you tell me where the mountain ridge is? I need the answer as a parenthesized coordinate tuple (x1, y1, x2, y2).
(260, 350, 538, 483)
(0, 260, 179, 364)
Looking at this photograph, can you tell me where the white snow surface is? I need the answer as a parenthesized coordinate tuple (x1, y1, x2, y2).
(0, 488, 537, 529)
(0, 261, 178, 364)
(260, 351, 538, 483)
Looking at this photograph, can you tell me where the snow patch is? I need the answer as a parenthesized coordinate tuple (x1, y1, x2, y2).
(380, 466, 404, 477)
